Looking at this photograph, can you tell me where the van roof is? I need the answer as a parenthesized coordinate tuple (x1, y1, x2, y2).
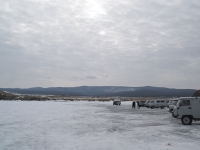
(179, 97, 200, 100)
(150, 99, 168, 101)
(169, 98, 179, 101)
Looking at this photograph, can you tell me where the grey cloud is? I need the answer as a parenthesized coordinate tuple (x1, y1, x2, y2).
(70, 76, 97, 81)
(0, 0, 200, 88)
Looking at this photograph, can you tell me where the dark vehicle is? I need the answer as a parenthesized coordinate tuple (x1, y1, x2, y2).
(113, 99, 121, 105)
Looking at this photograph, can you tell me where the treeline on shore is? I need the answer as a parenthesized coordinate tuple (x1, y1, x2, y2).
(0, 91, 48, 101)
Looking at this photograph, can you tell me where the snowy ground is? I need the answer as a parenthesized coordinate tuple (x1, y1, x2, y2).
(0, 101, 200, 150)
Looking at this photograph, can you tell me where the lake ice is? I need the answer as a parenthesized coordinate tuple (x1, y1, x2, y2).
(0, 101, 200, 150)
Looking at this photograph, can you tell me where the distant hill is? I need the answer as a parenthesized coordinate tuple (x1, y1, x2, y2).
(0, 86, 196, 97)
(193, 90, 200, 97)
(0, 90, 49, 100)
(0, 87, 82, 96)
(0, 90, 17, 100)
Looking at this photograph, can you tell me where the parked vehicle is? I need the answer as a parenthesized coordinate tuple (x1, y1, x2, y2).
(113, 99, 121, 105)
(139, 101, 146, 107)
(167, 99, 177, 107)
(172, 97, 200, 125)
(168, 99, 178, 112)
(144, 101, 150, 107)
(148, 100, 168, 109)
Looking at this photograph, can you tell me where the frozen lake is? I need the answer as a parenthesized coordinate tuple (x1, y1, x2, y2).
(0, 101, 200, 150)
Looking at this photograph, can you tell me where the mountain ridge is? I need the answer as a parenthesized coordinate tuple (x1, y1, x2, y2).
(0, 86, 196, 97)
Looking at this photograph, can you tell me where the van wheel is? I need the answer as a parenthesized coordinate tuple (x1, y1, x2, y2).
(181, 116, 192, 125)
(151, 106, 155, 109)
(160, 106, 164, 109)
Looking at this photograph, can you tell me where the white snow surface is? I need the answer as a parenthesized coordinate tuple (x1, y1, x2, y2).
(0, 101, 200, 150)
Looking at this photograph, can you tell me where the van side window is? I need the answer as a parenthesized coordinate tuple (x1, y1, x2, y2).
(161, 101, 164, 102)
(181, 100, 190, 106)
(157, 101, 160, 103)
(151, 101, 154, 103)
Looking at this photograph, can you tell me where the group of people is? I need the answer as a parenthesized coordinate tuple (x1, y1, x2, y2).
(132, 101, 140, 108)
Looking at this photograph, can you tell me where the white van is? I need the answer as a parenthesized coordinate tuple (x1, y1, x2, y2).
(148, 100, 168, 109)
(172, 97, 200, 125)
(168, 98, 178, 112)
(144, 101, 150, 107)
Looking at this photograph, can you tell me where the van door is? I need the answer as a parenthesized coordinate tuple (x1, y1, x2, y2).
(160, 100, 165, 107)
(178, 99, 192, 118)
(192, 99, 200, 119)
(156, 101, 160, 107)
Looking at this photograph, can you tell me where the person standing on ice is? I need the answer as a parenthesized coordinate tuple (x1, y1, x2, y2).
(132, 101, 135, 108)
(137, 101, 140, 109)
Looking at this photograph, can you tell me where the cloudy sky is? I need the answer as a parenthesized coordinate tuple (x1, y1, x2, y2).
(0, 0, 200, 89)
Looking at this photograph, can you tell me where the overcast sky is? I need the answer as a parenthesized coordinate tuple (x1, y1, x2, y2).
(0, 0, 200, 89)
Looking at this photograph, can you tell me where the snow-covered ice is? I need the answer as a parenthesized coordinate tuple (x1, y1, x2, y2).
(0, 101, 200, 150)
